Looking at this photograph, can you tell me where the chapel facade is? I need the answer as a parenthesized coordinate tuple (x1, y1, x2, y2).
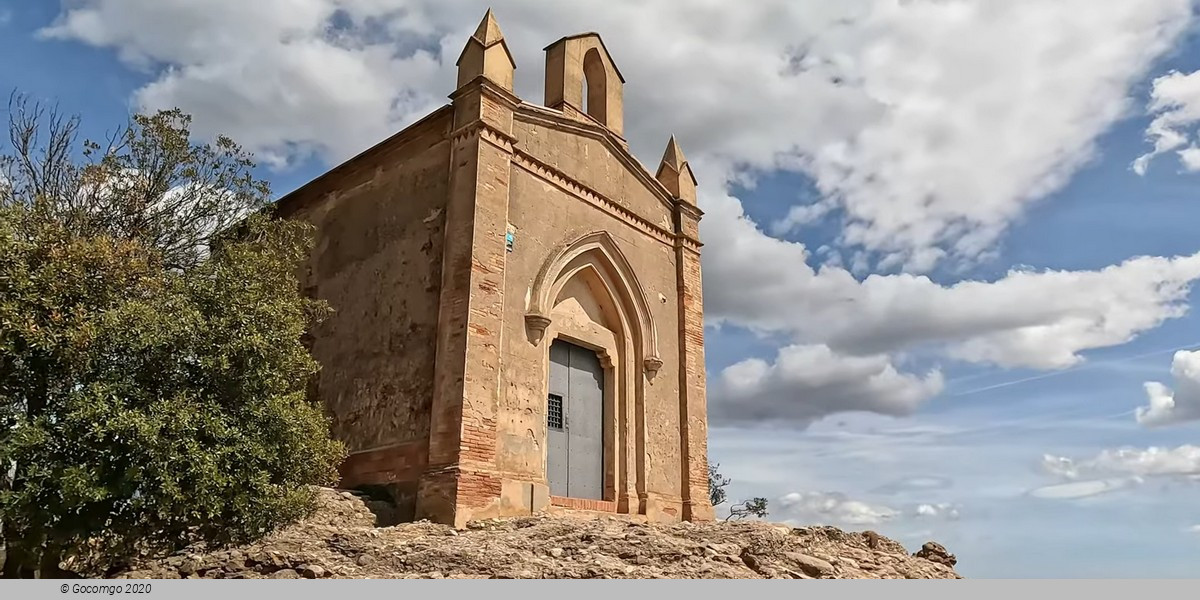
(275, 11, 714, 527)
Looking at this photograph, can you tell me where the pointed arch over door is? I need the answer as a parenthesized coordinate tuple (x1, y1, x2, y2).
(525, 230, 661, 375)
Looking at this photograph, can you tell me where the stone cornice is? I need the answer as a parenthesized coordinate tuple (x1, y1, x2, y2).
(514, 104, 677, 212)
(675, 236, 702, 254)
(449, 75, 523, 110)
(550, 101, 629, 146)
(676, 202, 704, 221)
(450, 121, 517, 152)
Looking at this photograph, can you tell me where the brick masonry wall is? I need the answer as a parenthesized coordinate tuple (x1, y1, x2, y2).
(677, 214, 715, 521)
(419, 83, 516, 525)
(339, 442, 429, 486)
(338, 441, 430, 521)
(550, 496, 617, 512)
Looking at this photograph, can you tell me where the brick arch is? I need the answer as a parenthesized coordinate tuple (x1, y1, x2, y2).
(526, 231, 661, 376)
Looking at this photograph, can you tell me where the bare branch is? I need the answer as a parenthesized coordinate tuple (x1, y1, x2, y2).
(1, 95, 271, 269)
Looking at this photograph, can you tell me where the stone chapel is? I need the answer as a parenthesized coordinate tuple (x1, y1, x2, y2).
(274, 11, 714, 527)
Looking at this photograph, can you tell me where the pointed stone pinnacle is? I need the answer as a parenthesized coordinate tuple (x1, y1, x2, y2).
(473, 9, 505, 46)
(660, 135, 688, 172)
(656, 135, 698, 200)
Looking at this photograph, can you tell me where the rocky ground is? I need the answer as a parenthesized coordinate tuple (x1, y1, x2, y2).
(114, 487, 962, 579)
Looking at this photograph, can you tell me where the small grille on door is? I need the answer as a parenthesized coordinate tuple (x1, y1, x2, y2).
(547, 394, 564, 430)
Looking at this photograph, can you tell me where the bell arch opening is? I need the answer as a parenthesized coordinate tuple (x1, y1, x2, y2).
(582, 47, 608, 125)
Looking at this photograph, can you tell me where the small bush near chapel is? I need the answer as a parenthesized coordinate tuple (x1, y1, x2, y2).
(0, 95, 345, 578)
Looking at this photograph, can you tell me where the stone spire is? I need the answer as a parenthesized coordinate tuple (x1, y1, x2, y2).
(473, 8, 504, 44)
(655, 136, 697, 204)
(455, 9, 516, 91)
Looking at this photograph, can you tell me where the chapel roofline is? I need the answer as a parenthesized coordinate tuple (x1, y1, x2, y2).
(273, 105, 454, 216)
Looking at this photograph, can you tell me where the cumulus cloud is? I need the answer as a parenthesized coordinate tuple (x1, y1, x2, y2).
(1136, 350, 1200, 427)
(703, 190, 1200, 424)
(41, 0, 448, 168)
(712, 344, 943, 426)
(1133, 69, 1200, 175)
(41, 0, 1194, 269)
(791, 0, 1193, 269)
(777, 491, 899, 526)
(1041, 445, 1200, 482)
(914, 503, 961, 521)
(705, 192, 1200, 371)
(777, 491, 959, 526)
(1026, 444, 1200, 500)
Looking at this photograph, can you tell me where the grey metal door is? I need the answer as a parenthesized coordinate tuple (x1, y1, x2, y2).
(547, 342, 571, 497)
(546, 339, 605, 499)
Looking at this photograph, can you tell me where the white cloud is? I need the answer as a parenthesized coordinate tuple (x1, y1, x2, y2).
(1028, 478, 1141, 500)
(1136, 350, 1200, 427)
(1134, 69, 1200, 175)
(1186, 525, 1200, 534)
(777, 491, 899, 526)
(791, 0, 1193, 269)
(40, 0, 447, 168)
(1042, 445, 1200, 480)
(1027, 445, 1200, 501)
(914, 502, 961, 521)
(41, 0, 1194, 269)
(712, 343, 943, 426)
(704, 190, 1200, 381)
(775, 491, 959, 527)
(1180, 146, 1200, 172)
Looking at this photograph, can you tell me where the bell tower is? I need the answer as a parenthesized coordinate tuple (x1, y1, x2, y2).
(543, 34, 627, 138)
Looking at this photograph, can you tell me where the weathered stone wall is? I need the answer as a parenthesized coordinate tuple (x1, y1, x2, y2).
(275, 108, 454, 511)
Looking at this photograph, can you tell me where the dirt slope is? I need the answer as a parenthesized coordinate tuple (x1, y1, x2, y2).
(115, 488, 961, 579)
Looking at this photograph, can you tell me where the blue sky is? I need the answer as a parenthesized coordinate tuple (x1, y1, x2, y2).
(6, 1, 1200, 578)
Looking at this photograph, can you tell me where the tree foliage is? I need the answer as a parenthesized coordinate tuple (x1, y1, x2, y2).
(707, 461, 769, 522)
(708, 462, 731, 508)
(0, 94, 345, 577)
(726, 497, 770, 521)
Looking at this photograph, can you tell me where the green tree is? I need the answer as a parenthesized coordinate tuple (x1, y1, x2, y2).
(0, 94, 345, 578)
(708, 462, 731, 507)
(707, 461, 769, 521)
(726, 497, 770, 521)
